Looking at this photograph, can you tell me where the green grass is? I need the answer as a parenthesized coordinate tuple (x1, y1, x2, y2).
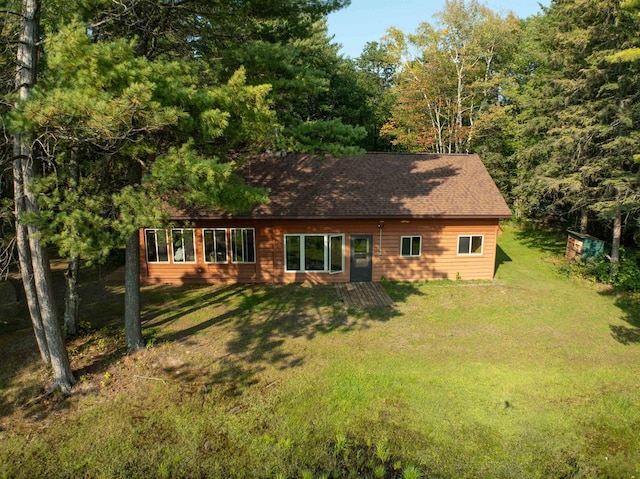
(1, 222, 640, 478)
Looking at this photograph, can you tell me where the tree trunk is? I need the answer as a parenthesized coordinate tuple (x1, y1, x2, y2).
(27, 226, 76, 392)
(610, 208, 622, 275)
(64, 255, 80, 336)
(13, 0, 49, 366)
(13, 0, 75, 392)
(13, 153, 49, 364)
(580, 208, 588, 234)
(125, 230, 145, 351)
(63, 151, 81, 336)
(22, 152, 75, 391)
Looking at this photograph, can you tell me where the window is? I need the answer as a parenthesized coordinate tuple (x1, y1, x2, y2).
(231, 228, 256, 263)
(145, 229, 169, 263)
(329, 235, 344, 273)
(284, 234, 344, 273)
(353, 237, 369, 254)
(458, 235, 483, 255)
(203, 229, 228, 263)
(304, 235, 325, 271)
(285, 235, 301, 271)
(401, 236, 421, 257)
(171, 229, 196, 263)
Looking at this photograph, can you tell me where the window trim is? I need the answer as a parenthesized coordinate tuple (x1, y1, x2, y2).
(202, 228, 229, 264)
(144, 228, 170, 264)
(230, 228, 256, 264)
(171, 228, 197, 264)
(284, 235, 302, 272)
(457, 234, 484, 256)
(400, 235, 422, 257)
(284, 233, 345, 274)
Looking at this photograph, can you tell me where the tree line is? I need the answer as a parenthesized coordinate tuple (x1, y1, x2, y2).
(1, 0, 639, 392)
(382, 0, 640, 269)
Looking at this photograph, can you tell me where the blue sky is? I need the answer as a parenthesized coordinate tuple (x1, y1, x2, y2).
(327, 0, 550, 58)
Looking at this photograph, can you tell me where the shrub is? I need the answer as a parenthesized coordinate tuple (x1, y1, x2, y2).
(612, 248, 640, 291)
(563, 248, 640, 291)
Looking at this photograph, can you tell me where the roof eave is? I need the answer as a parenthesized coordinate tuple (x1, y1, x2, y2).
(169, 213, 513, 221)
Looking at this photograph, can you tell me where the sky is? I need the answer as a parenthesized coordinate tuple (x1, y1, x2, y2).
(327, 0, 550, 58)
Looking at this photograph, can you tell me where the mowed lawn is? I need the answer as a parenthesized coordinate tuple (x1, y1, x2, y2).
(1, 223, 640, 478)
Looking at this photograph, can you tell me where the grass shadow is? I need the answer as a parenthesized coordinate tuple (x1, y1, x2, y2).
(1, 275, 422, 419)
(141, 284, 249, 329)
(513, 221, 567, 257)
(381, 280, 425, 304)
(601, 290, 640, 345)
(0, 260, 128, 421)
(142, 282, 424, 398)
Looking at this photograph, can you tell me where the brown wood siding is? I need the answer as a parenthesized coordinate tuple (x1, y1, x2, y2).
(139, 218, 502, 284)
(565, 235, 583, 261)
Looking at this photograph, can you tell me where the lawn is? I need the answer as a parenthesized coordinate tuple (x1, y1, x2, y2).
(1, 223, 640, 478)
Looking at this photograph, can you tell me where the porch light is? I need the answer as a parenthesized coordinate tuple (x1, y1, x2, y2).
(378, 222, 384, 255)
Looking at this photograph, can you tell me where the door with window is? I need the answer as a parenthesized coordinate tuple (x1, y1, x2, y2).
(350, 235, 373, 282)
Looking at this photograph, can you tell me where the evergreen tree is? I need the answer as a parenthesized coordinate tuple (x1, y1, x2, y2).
(11, 22, 277, 350)
(225, 18, 368, 154)
(514, 0, 640, 266)
(353, 41, 396, 151)
(10, 0, 75, 392)
(4, 0, 357, 363)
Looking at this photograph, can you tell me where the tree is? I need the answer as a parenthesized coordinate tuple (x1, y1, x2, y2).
(608, 0, 640, 62)
(353, 41, 396, 151)
(5, 0, 362, 369)
(226, 18, 368, 154)
(513, 0, 640, 268)
(381, 0, 520, 154)
(11, 0, 75, 392)
(65, 1, 354, 349)
(12, 23, 184, 347)
(12, 21, 279, 352)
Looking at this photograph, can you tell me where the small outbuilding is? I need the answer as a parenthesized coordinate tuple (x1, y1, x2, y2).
(565, 230, 605, 261)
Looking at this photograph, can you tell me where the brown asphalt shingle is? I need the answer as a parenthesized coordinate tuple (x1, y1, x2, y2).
(178, 153, 511, 219)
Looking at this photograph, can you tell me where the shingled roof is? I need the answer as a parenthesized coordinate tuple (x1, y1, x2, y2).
(179, 153, 511, 219)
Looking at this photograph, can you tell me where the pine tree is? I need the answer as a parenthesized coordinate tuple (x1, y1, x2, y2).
(11, 0, 75, 392)
(514, 0, 640, 266)
(13, 22, 277, 352)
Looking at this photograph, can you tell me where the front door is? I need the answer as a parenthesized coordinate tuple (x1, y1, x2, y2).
(350, 235, 373, 282)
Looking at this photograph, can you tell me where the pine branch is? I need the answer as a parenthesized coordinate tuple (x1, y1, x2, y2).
(0, 10, 24, 18)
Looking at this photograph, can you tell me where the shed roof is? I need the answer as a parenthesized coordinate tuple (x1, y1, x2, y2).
(177, 152, 512, 220)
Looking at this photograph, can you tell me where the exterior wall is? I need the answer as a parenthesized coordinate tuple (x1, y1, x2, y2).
(139, 218, 502, 285)
(565, 234, 583, 261)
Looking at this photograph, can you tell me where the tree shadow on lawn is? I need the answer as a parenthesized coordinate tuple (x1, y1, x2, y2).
(0, 330, 47, 422)
(513, 221, 568, 257)
(146, 281, 424, 398)
(140, 284, 249, 330)
(0, 261, 130, 422)
(601, 290, 640, 345)
(1, 280, 424, 422)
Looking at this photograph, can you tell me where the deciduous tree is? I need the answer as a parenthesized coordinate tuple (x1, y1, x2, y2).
(382, 0, 519, 154)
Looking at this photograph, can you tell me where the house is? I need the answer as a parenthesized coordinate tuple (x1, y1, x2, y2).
(139, 153, 511, 284)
